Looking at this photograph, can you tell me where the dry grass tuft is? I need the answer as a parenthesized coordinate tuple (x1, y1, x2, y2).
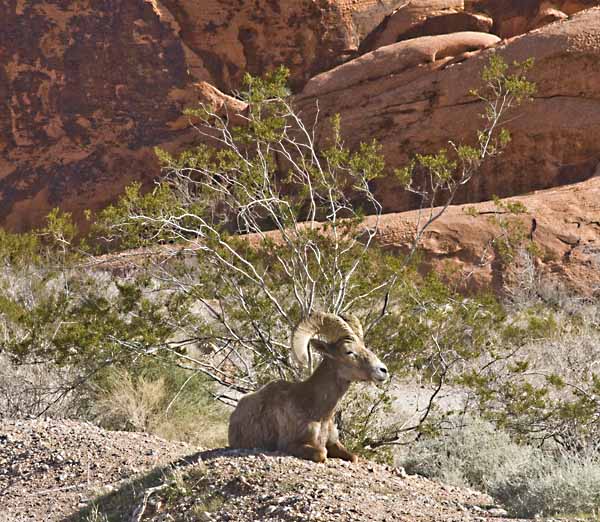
(93, 367, 228, 448)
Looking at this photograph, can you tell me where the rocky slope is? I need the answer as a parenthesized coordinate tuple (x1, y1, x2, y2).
(0, 417, 527, 522)
(0, 417, 190, 522)
(103, 448, 524, 522)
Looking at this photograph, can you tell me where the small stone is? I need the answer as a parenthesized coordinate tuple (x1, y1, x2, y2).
(393, 467, 408, 478)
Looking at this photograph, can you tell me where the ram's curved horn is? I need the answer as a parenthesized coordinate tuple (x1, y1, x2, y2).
(341, 314, 364, 340)
(291, 312, 356, 365)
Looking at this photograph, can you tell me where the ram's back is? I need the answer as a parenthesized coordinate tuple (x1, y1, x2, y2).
(228, 380, 299, 450)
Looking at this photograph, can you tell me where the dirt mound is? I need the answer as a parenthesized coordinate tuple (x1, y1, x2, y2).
(73, 447, 526, 522)
(0, 417, 190, 522)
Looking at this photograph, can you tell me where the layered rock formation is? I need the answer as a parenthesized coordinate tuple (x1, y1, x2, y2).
(299, 8, 600, 213)
(360, 0, 598, 51)
(369, 177, 600, 295)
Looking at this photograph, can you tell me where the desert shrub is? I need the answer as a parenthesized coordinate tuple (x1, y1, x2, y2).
(398, 416, 600, 518)
(459, 264, 600, 450)
(398, 417, 536, 489)
(0, 353, 83, 418)
(490, 450, 600, 518)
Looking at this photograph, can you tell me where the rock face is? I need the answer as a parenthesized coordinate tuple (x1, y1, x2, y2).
(2, 1, 600, 235)
(298, 8, 600, 214)
(0, 0, 208, 231)
(0, 0, 393, 231)
(156, 0, 382, 92)
(369, 177, 600, 296)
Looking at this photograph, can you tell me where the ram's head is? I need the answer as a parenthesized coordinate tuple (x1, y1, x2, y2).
(292, 312, 388, 383)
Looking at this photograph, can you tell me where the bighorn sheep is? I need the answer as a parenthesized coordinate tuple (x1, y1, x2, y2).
(228, 312, 389, 463)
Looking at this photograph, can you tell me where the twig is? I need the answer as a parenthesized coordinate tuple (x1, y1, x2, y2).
(129, 483, 170, 522)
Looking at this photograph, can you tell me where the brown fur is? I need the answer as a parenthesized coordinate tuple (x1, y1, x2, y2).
(228, 329, 388, 463)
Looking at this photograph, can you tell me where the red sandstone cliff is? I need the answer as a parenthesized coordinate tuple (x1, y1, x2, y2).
(1, 0, 599, 239)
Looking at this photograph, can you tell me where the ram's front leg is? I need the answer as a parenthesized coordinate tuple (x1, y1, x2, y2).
(287, 422, 327, 463)
(287, 442, 327, 463)
(326, 420, 358, 463)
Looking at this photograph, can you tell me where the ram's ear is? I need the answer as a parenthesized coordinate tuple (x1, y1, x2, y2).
(309, 339, 334, 358)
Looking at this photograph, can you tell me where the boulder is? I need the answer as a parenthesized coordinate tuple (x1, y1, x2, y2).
(359, 0, 486, 53)
(297, 8, 600, 214)
(304, 32, 500, 97)
(195, 82, 249, 127)
(390, 12, 494, 42)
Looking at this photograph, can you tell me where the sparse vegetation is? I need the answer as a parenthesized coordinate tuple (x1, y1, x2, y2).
(3, 56, 600, 519)
(93, 366, 228, 448)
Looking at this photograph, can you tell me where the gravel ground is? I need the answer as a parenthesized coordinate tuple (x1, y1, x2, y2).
(0, 418, 533, 522)
(0, 418, 190, 522)
(124, 449, 530, 522)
